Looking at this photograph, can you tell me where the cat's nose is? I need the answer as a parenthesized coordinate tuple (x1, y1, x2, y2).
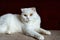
(27, 16, 29, 19)
(27, 17, 29, 21)
(27, 18, 29, 20)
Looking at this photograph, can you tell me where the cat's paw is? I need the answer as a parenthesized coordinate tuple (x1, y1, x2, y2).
(38, 36, 44, 40)
(45, 31, 51, 35)
(6, 31, 12, 34)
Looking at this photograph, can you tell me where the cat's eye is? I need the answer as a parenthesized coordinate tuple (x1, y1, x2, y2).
(30, 14, 33, 16)
(24, 14, 27, 17)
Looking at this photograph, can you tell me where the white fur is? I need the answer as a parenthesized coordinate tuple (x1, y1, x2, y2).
(0, 7, 51, 40)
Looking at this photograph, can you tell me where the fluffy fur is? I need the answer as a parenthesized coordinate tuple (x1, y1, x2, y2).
(0, 7, 51, 40)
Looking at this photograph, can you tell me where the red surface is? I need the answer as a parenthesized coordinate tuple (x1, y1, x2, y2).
(0, 0, 60, 30)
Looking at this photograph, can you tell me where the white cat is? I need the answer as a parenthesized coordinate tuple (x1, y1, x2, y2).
(0, 7, 51, 40)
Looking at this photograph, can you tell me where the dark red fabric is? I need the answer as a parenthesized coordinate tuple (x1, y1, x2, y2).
(0, 0, 60, 30)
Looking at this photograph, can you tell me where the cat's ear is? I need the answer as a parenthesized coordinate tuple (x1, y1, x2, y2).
(31, 7, 36, 11)
(21, 8, 24, 12)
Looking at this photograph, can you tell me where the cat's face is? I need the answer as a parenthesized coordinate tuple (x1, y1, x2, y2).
(21, 7, 37, 22)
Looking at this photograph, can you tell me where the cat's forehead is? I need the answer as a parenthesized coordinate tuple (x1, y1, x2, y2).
(21, 8, 33, 13)
(21, 7, 36, 13)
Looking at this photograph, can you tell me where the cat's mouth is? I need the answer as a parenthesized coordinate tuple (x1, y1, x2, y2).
(25, 19, 30, 23)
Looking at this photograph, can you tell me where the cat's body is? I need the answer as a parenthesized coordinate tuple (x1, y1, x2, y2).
(0, 14, 23, 33)
(0, 7, 51, 40)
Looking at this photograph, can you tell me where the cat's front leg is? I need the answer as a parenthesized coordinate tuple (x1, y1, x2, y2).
(39, 28, 51, 35)
(25, 29, 44, 40)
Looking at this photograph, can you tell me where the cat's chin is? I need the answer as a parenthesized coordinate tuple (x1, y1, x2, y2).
(25, 20, 31, 23)
(24, 20, 30, 23)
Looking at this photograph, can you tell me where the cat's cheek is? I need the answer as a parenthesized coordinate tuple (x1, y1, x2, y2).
(22, 16, 25, 18)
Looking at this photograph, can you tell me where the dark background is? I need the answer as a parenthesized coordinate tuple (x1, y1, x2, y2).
(0, 0, 60, 30)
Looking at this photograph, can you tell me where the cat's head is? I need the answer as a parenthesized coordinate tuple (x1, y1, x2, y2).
(21, 7, 37, 22)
